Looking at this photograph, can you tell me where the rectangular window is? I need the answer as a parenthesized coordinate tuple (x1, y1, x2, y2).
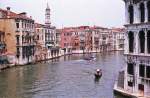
(16, 35, 20, 45)
(16, 23, 19, 28)
(25, 23, 26, 28)
(16, 47, 20, 58)
(139, 64, 145, 77)
(22, 47, 25, 59)
(138, 84, 144, 91)
(146, 66, 150, 78)
(22, 36, 24, 43)
(128, 81, 133, 87)
(127, 63, 134, 75)
(75, 43, 78, 46)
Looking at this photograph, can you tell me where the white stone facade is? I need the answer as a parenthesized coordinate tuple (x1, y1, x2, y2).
(116, 0, 150, 97)
(46, 26, 60, 59)
(45, 3, 61, 59)
(16, 18, 35, 65)
(94, 27, 114, 52)
(112, 28, 125, 51)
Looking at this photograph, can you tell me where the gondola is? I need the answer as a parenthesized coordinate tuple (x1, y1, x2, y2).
(94, 69, 102, 79)
(95, 72, 102, 79)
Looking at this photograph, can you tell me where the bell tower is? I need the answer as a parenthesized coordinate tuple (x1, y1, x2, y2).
(45, 3, 51, 26)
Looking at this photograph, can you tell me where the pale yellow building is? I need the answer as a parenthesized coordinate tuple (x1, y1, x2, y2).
(0, 7, 35, 65)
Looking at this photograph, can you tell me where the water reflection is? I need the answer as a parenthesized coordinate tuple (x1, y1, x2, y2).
(94, 77, 100, 83)
(0, 51, 129, 98)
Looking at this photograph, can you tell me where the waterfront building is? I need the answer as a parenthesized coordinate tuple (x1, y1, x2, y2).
(114, 0, 150, 97)
(91, 26, 114, 52)
(60, 28, 73, 54)
(99, 28, 113, 52)
(45, 3, 60, 58)
(35, 3, 60, 60)
(56, 29, 61, 48)
(111, 28, 125, 51)
(74, 26, 93, 53)
(0, 7, 35, 65)
(35, 23, 47, 61)
(59, 26, 93, 54)
(72, 30, 80, 53)
(45, 25, 60, 58)
(91, 26, 101, 53)
(59, 26, 124, 54)
(81, 26, 93, 53)
(35, 24, 60, 61)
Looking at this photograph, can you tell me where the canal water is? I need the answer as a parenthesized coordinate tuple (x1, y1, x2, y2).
(0, 51, 127, 98)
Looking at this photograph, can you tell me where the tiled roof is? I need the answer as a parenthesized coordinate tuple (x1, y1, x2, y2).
(111, 28, 125, 33)
(0, 8, 33, 20)
(58, 26, 121, 34)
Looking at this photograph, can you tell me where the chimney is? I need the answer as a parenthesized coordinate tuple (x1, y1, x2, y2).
(6, 7, 11, 18)
(6, 7, 10, 11)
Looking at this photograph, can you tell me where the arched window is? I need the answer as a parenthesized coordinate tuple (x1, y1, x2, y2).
(147, 31, 150, 53)
(140, 3, 145, 22)
(128, 31, 134, 52)
(139, 31, 145, 53)
(147, 1, 150, 22)
(128, 5, 134, 24)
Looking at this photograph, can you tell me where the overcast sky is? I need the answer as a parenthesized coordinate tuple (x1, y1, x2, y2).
(0, 0, 125, 28)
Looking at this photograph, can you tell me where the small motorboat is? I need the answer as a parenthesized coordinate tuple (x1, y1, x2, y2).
(83, 56, 96, 61)
(90, 56, 96, 61)
(94, 69, 102, 79)
(83, 57, 91, 60)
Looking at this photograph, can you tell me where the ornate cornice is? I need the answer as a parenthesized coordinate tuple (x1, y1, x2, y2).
(123, 0, 142, 4)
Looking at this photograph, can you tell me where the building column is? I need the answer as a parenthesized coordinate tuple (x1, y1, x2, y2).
(125, 3, 129, 24)
(134, 62, 139, 95)
(134, 32, 136, 53)
(135, 31, 139, 54)
(134, 4, 140, 23)
(124, 58, 128, 91)
(144, 64, 147, 96)
(124, 32, 129, 54)
(145, 1, 148, 22)
(145, 30, 148, 54)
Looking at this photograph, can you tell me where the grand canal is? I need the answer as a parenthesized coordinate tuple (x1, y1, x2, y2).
(0, 51, 127, 98)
